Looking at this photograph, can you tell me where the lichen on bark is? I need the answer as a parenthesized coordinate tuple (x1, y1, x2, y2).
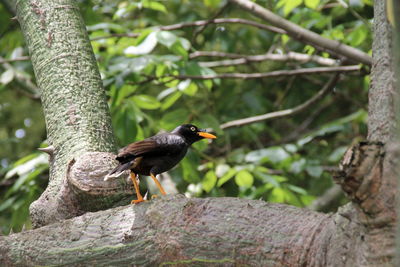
(16, 0, 117, 227)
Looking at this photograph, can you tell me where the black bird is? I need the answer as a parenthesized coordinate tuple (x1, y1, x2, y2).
(108, 124, 217, 203)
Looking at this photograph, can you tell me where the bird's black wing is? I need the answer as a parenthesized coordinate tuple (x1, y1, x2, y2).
(116, 133, 186, 164)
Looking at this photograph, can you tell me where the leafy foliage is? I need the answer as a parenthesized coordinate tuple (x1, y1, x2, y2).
(0, 0, 372, 234)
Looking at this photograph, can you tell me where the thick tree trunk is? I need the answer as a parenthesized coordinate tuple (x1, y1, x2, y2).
(15, 0, 120, 228)
(0, 0, 396, 266)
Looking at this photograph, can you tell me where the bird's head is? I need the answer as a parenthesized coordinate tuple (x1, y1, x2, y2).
(172, 124, 217, 144)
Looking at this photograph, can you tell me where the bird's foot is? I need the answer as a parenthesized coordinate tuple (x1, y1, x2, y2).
(131, 198, 146, 204)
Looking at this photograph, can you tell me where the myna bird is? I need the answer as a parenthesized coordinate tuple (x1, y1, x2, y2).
(108, 124, 217, 204)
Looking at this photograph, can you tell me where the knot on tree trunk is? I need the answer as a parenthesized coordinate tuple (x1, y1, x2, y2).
(333, 141, 384, 216)
(30, 152, 133, 228)
(68, 152, 133, 211)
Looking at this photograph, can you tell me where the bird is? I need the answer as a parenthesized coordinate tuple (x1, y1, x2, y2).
(108, 124, 217, 204)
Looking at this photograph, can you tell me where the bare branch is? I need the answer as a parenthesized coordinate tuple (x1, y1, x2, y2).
(190, 51, 245, 59)
(90, 18, 286, 41)
(0, 56, 30, 63)
(172, 65, 360, 80)
(220, 73, 340, 129)
(198, 52, 339, 67)
(308, 184, 343, 211)
(229, 0, 372, 65)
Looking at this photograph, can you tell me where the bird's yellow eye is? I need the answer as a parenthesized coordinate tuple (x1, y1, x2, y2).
(190, 126, 196, 131)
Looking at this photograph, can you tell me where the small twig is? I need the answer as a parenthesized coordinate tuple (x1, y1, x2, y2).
(171, 65, 361, 80)
(279, 99, 333, 144)
(191, 2, 231, 43)
(220, 73, 340, 129)
(0, 56, 30, 64)
(90, 18, 286, 41)
(190, 51, 245, 59)
(197, 52, 339, 67)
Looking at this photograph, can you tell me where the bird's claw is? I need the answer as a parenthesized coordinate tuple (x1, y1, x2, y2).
(131, 198, 146, 204)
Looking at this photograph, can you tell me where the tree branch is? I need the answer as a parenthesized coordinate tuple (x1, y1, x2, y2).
(197, 52, 339, 67)
(220, 73, 340, 129)
(0, 195, 359, 266)
(90, 18, 286, 41)
(173, 65, 360, 81)
(229, 0, 372, 65)
(0, 56, 30, 63)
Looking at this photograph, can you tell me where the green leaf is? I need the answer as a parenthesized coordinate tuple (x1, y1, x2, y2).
(245, 147, 291, 164)
(204, 0, 221, 8)
(269, 187, 285, 203)
(132, 94, 161, 110)
(0, 69, 14, 85)
(202, 170, 217, 192)
(287, 184, 307, 195)
(181, 155, 200, 183)
(170, 41, 188, 59)
(142, 0, 167, 13)
(328, 146, 347, 163)
(215, 164, 230, 177)
(160, 109, 188, 130)
(282, 0, 302, 16)
(161, 91, 182, 110)
(156, 31, 177, 48)
(304, 0, 320, 9)
(306, 165, 323, 178)
(253, 172, 283, 188)
(182, 82, 198, 96)
(124, 32, 157, 55)
(346, 25, 368, 46)
(290, 158, 306, 174)
(217, 168, 237, 187)
(234, 170, 254, 188)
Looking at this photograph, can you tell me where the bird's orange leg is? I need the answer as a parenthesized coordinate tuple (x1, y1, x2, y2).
(150, 173, 166, 195)
(130, 172, 145, 204)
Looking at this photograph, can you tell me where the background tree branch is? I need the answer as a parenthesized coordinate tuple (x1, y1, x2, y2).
(220, 74, 340, 129)
(229, 0, 372, 65)
(197, 52, 338, 68)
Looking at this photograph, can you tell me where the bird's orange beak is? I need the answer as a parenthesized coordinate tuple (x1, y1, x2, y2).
(198, 131, 217, 139)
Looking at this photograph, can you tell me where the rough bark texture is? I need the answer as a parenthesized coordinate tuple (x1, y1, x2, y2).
(16, 0, 117, 227)
(368, 0, 395, 143)
(0, 195, 361, 267)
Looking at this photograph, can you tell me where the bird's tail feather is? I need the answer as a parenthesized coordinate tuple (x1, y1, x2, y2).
(104, 162, 131, 181)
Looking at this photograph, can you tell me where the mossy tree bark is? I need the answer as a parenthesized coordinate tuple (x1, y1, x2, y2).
(15, 0, 127, 228)
(0, 0, 397, 266)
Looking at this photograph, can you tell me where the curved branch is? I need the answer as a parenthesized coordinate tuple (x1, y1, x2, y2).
(173, 65, 359, 81)
(90, 18, 286, 41)
(229, 0, 372, 65)
(197, 52, 339, 67)
(220, 73, 340, 129)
